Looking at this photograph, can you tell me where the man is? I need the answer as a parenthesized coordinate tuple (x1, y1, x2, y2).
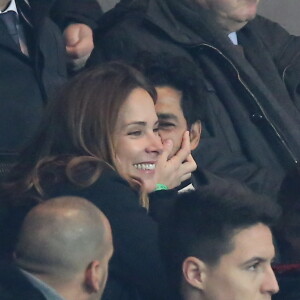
(89, 0, 300, 198)
(135, 53, 213, 190)
(0, 0, 102, 176)
(0, 196, 113, 300)
(135, 53, 203, 159)
(160, 184, 280, 300)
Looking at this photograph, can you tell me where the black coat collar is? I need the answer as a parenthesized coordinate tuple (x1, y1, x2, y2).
(0, 262, 46, 300)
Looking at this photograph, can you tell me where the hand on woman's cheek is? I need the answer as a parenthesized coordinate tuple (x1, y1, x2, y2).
(155, 131, 197, 190)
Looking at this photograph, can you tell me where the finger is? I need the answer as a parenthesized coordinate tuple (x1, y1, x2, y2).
(169, 131, 191, 164)
(175, 156, 197, 178)
(185, 154, 197, 171)
(181, 172, 192, 182)
(159, 139, 173, 163)
(64, 25, 80, 47)
(66, 40, 89, 58)
(64, 25, 93, 58)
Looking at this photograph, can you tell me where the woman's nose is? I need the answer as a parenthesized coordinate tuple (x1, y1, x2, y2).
(146, 133, 163, 154)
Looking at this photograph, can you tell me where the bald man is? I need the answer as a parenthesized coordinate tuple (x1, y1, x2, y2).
(0, 196, 113, 300)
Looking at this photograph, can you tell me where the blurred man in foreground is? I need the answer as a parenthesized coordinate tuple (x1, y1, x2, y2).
(0, 196, 113, 300)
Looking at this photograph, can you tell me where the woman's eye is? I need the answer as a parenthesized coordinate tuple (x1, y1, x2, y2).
(128, 131, 142, 136)
(153, 127, 159, 133)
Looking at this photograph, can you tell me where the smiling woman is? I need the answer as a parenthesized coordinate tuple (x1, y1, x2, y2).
(113, 88, 163, 193)
(0, 62, 196, 300)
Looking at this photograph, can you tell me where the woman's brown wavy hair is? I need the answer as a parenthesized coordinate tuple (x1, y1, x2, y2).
(1, 62, 156, 208)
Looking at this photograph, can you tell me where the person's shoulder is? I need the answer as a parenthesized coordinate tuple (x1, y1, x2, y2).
(98, 2, 146, 36)
(74, 167, 141, 208)
(99, 167, 131, 187)
(247, 15, 290, 38)
(0, 262, 46, 300)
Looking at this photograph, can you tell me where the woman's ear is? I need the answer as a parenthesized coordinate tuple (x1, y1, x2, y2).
(182, 256, 207, 291)
(189, 121, 201, 151)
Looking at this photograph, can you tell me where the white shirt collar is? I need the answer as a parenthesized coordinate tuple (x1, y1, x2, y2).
(178, 183, 195, 193)
(0, 0, 18, 14)
(20, 269, 66, 300)
(228, 32, 238, 45)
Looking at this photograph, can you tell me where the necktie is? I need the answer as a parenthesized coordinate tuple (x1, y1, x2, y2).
(0, 11, 21, 50)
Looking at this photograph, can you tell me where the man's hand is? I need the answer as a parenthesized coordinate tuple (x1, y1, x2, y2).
(63, 23, 94, 71)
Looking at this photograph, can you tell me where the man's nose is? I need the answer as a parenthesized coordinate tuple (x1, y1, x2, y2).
(261, 266, 279, 295)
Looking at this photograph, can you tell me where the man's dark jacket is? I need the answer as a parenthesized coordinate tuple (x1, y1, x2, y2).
(89, 0, 300, 197)
(0, 0, 102, 164)
(0, 262, 46, 300)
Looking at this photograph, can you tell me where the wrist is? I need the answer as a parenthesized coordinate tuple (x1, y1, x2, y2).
(155, 183, 168, 191)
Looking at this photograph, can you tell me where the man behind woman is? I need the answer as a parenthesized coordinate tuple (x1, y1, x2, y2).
(0, 62, 196, 300)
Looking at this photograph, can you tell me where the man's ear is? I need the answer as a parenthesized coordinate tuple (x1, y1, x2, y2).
(85, 260, 101, 293)
(182, 256, 207, 290)
(190, 121, 201, 151)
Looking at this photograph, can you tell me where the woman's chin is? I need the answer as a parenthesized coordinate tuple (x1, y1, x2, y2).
(142, 180, 156, 193)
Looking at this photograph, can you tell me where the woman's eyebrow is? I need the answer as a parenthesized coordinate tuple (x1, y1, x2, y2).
(124, 121, 147, 127)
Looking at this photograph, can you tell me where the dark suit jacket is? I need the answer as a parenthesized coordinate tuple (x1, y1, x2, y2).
(0, 0, 102, 155)
(0, 262, 46, 300)
(0, 0, 67, 154)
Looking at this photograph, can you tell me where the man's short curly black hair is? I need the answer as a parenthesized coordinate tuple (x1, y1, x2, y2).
(134, 52, 206, 128)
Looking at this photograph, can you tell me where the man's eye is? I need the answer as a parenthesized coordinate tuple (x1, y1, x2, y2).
(128, 131, 142, 136)
(153, 127, 159, 133)
(248, 262, 260, 271)
(159, 122, 175, 128)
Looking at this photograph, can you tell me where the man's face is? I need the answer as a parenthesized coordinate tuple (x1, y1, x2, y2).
(196, 0, 260, 32)
(155, 86, 189, 158)
(202, 223, 279, 300)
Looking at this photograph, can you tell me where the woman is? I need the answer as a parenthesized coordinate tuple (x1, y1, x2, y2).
(0, 62, 196, 300)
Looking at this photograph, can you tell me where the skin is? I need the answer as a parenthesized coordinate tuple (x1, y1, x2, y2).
(183, 223, 279, 300)
(155, 86, 201, 158)
(63, 23, 94, 70)
(0, 0, 11, 11)
(15, 196, 113, 300)
(113, 88, 163, 192)
(95, 214, 113, 300)
(195, 0, 260, 33)
(47, 214, 113, 300)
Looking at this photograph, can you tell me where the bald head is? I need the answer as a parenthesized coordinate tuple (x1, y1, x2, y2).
(14, 196, 112, 281)
(0, 0, 10, 11)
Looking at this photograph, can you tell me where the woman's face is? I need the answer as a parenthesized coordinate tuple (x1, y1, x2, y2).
(113, 88, 163, 192)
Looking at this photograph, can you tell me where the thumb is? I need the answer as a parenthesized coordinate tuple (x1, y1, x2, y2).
(161, 139, 173, 161)
(64, 25, 80, 47)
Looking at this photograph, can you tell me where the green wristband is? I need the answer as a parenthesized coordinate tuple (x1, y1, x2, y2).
(155, 184, 168, 191)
